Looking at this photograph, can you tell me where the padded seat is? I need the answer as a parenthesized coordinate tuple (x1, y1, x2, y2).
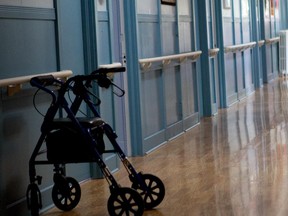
(52, 117, 105, 129)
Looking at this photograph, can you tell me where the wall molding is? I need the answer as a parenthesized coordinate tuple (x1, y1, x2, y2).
(138, 14, 158, 23)
(0, 6, 55, 20)
(179, 15, 193, 22)
(162, 14, 176, 22)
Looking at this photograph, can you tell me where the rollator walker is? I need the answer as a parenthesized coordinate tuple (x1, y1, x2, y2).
(26, 66, 165, 216)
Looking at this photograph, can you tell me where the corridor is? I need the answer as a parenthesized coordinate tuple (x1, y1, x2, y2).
(44, 77, 288, 215)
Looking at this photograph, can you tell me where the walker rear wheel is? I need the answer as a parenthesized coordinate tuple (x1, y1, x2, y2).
(107, 187, 144, 216)
(52, 177, 81, 211)
(132, 174, 165, 209)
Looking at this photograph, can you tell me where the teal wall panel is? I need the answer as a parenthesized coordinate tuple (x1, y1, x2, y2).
(97, 15, 111, 65)
(56, 0, 85, 75)
(181, 62, 197, 119)
(97, 12, 111, 65)
(137, 0, 158, 14)
(179, 20, 192, 52)
(244, 50, 254, 94)
(138, 17, 160, 58)
(236, 53, 245, 98)
(225, 52, 237, 104)
(222, 20, 233, 45)
(1, 93, 55, 215)
(164, 67, 181, 126)
(272, 45, 278, 74)
(242, 20, 251, 42)
(234, 21, 241, 43)
(266, 45, 273, 80)
(161, 21, 177, 55)
(141, 70, 164, 137)
(264, 21, 271, 37)
(0, 19, 57, 78)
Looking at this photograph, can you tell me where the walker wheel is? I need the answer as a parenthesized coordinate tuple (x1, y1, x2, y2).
(108, 187, 144, 216)
(52, 177, 81, 211)
(27, 183, 42, 216)
(30, 189, 40, 216)
(131, 173, 165, 209)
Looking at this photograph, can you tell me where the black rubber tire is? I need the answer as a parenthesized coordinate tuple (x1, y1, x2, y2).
(108, 187, 144, 216)
(52, 177, 81, 211)
(30, 187, 40, 216)
(131, 174, 165, 209)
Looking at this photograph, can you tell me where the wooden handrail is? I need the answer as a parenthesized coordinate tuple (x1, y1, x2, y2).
(139, 51, 202, 70)
(265, 37, 280, 45)
(0, 70, 73, 96)
(209, 48, 220, 58)
(224, 42, 257, 53)
(258, 40, 265, 47)
(99, 62, 122, 69)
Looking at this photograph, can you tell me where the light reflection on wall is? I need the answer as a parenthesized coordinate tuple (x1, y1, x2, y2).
(97, 0, 107, 12)
(242, 0, 249, 18)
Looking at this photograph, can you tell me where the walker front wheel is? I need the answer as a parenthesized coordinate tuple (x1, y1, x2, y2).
(52, 177, 81, 211)
(27, 183, 42, 216)
(132, 174, 165, 209)
(108, 187, 144, 216)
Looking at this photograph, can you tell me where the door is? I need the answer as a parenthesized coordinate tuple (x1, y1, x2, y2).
(207, 0, 220, 114)
(111, 0, 130, 155)
(83, 0, 127, 177)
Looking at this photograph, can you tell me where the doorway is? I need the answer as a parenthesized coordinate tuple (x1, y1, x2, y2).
(207, 0, 220, 114)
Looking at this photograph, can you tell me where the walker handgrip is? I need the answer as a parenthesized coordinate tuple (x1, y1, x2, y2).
(30, 75, 55, 87)
(91, 66, 126, 75)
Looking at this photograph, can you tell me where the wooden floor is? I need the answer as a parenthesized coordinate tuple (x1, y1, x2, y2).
(44, 78, 288, 216)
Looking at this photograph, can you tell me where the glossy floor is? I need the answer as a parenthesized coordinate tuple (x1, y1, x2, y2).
(44, 78, 288, 216)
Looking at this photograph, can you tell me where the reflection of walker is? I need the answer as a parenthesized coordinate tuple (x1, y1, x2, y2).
(26, 66, 165, 216)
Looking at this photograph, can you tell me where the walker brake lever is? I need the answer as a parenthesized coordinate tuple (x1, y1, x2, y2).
(111, 82, 125, 97)
(87, 89, 102, 105)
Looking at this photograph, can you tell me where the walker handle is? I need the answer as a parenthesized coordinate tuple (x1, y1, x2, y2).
(30, 75, 60, 104)
(30, 75, 55, 87)
(91, 66, 126, 75)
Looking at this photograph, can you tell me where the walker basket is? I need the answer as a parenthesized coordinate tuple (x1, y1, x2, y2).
(45, 125, 105, 163)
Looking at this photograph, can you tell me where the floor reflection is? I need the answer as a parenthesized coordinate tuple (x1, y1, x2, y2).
(44, 78, 288, 215)
(210, 78, 288, 216)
